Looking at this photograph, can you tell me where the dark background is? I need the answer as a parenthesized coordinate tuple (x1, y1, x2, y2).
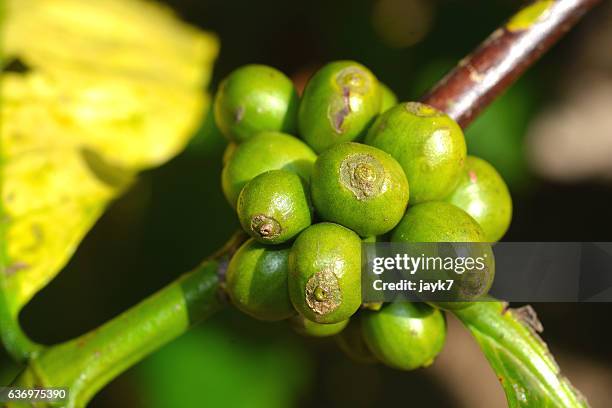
(2, 0, 612, 406)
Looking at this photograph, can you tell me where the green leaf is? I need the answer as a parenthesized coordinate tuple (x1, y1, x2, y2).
(454, 302, 588, 408)
(0, 0, 218, 360)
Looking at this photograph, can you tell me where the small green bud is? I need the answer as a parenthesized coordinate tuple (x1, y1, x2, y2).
(237, 170, 312, 244)
(221, 131, 317, 207)
(365, 102, 467, 203)
(290, 315, 349, 337)
(288, 223, 362, 324)
(298, 61, 382, 153)
(225, 239, 294, 321)
(311, 142, 409, 236)
(214, 64, 299, 142)
(445, 156, 512, 242)
(361, 302, 446, 370)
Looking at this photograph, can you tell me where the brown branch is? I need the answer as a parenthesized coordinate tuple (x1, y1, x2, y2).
(421, 0, 602, 128)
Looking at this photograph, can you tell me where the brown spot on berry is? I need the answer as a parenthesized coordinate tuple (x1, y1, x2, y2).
(340, 153, 385, 200)
(404, 101, 440, 117)
(250, 214, 281, 240)
(305, 267, 341, 316)
(328, 66, 373, 134)
(332, 86, 351, 133)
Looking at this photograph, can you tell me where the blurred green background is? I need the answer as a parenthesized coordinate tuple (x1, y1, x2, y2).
(2, 0, 612, 406)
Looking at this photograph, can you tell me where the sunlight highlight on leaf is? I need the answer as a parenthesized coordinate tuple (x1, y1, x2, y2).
(0, 0, 218, 356)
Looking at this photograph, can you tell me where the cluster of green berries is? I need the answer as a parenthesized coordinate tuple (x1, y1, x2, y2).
(214, 61, 512, 370)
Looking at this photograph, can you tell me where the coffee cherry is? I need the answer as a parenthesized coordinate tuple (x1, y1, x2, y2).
(391, 201, 485, 242)
(380, 82, 398, 113)
(223, 142, 237, 166)
(222, 131, 317, 207)
(237, 170, 312, 244)
(365, 102, 467, 203)
(445, 156, 512, 242)
(214, 64, 299, 142)
(288, 223, 362, 324)
(225, 239, 294, 321)
(311, 142, 409, 236)
(298, 61, 382, 153)
(391, 202, 495, 309)
(290, 315, 349, 337)
(335, 317, 377, 363)
(362, 302, 446, 370)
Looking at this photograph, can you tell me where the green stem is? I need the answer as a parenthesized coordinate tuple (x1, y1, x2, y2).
(453, 301, 587, 407)
(0, 299, 42, 362)
(12, 259, 226, 408)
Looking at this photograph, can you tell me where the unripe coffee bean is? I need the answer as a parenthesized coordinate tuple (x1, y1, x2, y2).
(365, 102, 466, 203)
(237, 170, 312, 244)
(298, 61, 382, 153)
(362, 302, 446, 370)
(221, 131, 316, 207)
(214, 64, 299, 142)
(226, 239, 294, 321)
(288, 223, 362, 324)
(311, 142, 409, 236)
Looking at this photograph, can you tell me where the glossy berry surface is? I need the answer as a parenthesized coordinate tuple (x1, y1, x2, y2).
(237, 170, 312, 244)
(365, 102, 466, 204)
(298, 60, 382, 153)
(361, 302, 446, 370)
(214, 64, 299, 142)
(288, 223, 362, 324)
(311, 142, 409, 236)
(225, 239, 294, 321)
(445, 156, 512, 242)
(290, 315, 349, 337)
(391, 201, 485, 243)
(221, 131, 317, 207)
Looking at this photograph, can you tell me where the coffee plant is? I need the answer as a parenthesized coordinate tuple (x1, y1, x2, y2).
(0, 0, 602, 406)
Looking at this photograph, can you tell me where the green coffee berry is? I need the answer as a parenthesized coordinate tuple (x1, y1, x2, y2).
(311, 142, 409, 236)
(362, 302, 446, 370)
(288, 223, 362, 324)
(365, 102, 467, 203)
(362, 237, 385, 313)
(445, 156, 512, 242)
(222, 131, 317, 207)
(391, 201, 485, 243)
(391, 202, 494, 310)
(298, 61, 382, 153)
(225, 239, 294, 321)
(380, 82, 398, 113)
(290, 315, 349, 337)
(223, 142, 237, 166)
(214, 64, 299, 142)
(335, 317, 377, 364)
(237, 170, 312, 244)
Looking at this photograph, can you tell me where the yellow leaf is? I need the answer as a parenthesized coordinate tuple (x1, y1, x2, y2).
(0, 0, 218, 342)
